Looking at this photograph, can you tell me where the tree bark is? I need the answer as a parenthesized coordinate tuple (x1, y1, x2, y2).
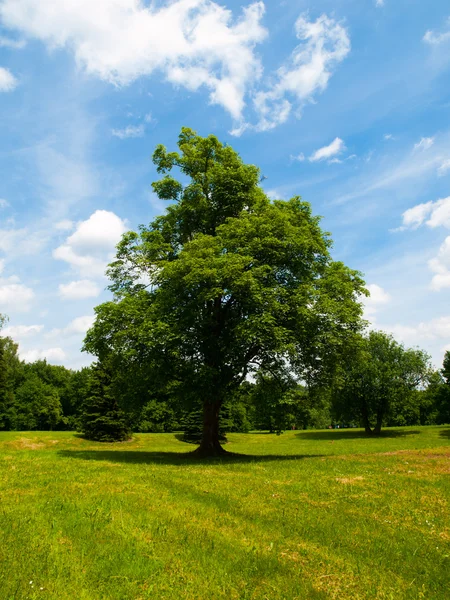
(192, 399, 227, 457)
(361, 401, 373, 435)
(373, 410, 383, 435)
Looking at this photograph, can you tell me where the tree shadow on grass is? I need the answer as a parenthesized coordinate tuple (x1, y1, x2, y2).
(58, 450, 323, 465)
(295, 429, 421, 441)
(439, 429, 450, 439)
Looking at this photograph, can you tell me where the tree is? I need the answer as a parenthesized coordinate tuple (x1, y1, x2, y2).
(84, 128, 366, 456)
(332, 331, 431, 434)
(80, 362, 130, 442)
(436, 352, 450, 424)
(13, 373, 64, 430)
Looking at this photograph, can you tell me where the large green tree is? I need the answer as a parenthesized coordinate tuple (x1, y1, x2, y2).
(84, 128, 366, 456)
(332, 330, 431, 434)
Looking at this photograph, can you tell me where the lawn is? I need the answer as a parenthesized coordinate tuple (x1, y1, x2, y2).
(0, 427, 449, 600)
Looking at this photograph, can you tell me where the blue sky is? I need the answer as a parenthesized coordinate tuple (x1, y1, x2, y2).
(0, 0, 449, 369)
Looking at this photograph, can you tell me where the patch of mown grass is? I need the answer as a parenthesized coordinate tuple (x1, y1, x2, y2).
(0, 427, 449, 599)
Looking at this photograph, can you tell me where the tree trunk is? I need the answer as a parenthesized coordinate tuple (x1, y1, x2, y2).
(192, 399, 227, 457)
(373, 410, 383, 435)
(361, 402, 373, 435)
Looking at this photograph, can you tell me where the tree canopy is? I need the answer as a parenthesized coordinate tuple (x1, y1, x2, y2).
(84, 128, 367, 455)
(332, 330, 432, 434)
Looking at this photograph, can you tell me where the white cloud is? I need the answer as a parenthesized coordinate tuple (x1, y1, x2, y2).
(53, 210, 127, 278)
(423, 18, 450, 45)
(0, 198, 9, 208)
(0, 66, 17, 91)
(246, 14, 350, 132)
(0, 0, 267, 122)
(20, 347, 66, 364)
(388, 316, 450, 343)
(0, 227, 47, 257)
(58, 279, 101, 300)
(399, 197, 450, 230)
(363, 283, 390, 318)
(112, 124, 145, 139)
(55, 219, 74, 231)
(0, 35, 25, 48)
(2, 324, 43, 338)
(290, 152, 305, 163)
(413, 137, 434, 151)
(383, 134, 393, 140)
(429, 236, 450, 290)
(438, 159, 450, 176)
(375, 0, 384, 7)
(0, 277, 34, 312)
(309, 137, 345, 162)
(47, 315, 95, 338)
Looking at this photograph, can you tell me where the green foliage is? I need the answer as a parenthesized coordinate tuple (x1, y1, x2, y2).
(13, 373, 64, 430)
(80, 363, 130, 442)
(137, 400, 177, 433)
(332, 331, 431, 434)
(84, 128, 367, 454)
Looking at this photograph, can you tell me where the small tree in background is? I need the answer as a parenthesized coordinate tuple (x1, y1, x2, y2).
(332, 331, 431, 434)
(80, 362, 130, 442)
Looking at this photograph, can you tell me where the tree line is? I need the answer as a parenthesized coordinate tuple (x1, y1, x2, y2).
(0, 325, 449, 440)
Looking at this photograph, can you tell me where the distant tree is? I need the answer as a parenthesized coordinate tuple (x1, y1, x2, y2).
(84, 128, 367, 456)
(437, 352, 450, 424)
(137, 399, 176, 433)
(80, 362, 130, 442)
(13, 373, 64, 430)
(332, 331, 431, 434)
(0, 337, 16, 430)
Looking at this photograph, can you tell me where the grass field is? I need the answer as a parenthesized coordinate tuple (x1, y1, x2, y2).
(0, 427, 449, 600)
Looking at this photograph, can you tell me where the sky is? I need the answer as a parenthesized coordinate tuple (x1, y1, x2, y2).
(0, 0, 449, 370)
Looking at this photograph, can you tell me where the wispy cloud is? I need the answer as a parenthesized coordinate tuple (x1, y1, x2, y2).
(112, 124, 145, 139)
(309, 137, 345, 162)
(232, 14, 350, 134)
(423, 17, 450, 45)
(413, 136, 434, 152)
(0, 35, 25, 49)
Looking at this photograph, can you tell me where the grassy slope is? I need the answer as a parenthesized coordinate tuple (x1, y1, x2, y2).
(0, 427, 449, 600)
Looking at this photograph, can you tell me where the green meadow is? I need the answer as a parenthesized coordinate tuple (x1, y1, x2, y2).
(0, 427, 449, 600)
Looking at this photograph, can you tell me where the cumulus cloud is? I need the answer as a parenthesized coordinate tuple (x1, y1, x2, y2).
(398, 197, 450, 230)
(112, 124, 145, 139)
(309, 137, 345, 162)
(0, 276, 34, 312)
(362, 283, 390, 319)
(423, 17, 450, 45)
(241, 14, 350, 133)
(47, 315, 95, 338)
(413, 137, 434, 152)
(0, 0, 267, 122)
(20, 347, 66, 364)
(53, 210, 127, 278)
(0, 66, 17, 91)
(58, 279, 101, 300)
(2, 324, 43, 338)
(429, 236, 450, 290)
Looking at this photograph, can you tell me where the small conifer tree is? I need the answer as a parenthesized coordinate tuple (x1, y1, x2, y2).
(80, 362, 130, 442)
